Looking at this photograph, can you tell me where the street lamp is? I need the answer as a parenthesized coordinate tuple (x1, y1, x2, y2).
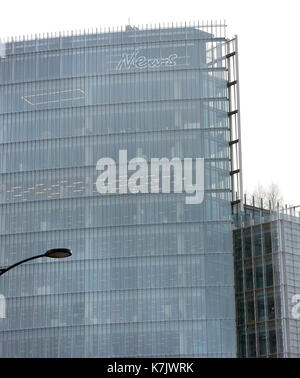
(0, 248, 72, 276)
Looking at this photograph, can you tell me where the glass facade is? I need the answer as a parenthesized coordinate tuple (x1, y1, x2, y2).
(0, 24, 236, 357)
(233, 204, 300, 358)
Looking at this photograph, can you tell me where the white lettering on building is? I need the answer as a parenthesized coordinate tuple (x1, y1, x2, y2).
(116, 50, 177, 70)
(96, 150, 204, 205)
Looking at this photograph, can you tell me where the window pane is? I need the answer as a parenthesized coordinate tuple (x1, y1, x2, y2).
(253, 226, 262, 256)
(255, 262, 263, 289)
(266, 263, 274, 287)
(244, 229, 252, 258)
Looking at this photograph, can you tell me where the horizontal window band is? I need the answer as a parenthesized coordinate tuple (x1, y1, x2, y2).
(0, 315, 236, 335)
(1, 187, 232, 206)
(0, 218, 232, 238)
(0, 126, 231, 146)
(0, 65, 227, 88)
(0, 95, 229, 117)
(2, 36, 227, 59)
(1, 252, 236, 280)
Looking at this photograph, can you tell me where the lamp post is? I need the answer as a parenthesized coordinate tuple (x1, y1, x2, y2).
(0, 248, 72, 276)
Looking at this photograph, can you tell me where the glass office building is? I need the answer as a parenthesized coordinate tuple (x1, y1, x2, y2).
(233, 203, 300, 357)
(0, 23, 241, 357)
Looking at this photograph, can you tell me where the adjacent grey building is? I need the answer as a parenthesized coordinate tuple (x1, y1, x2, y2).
(0, 23, 242, 357)
(233, 203, 300, 357)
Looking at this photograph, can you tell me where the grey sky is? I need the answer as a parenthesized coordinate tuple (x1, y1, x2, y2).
(1, 0, 299, 205)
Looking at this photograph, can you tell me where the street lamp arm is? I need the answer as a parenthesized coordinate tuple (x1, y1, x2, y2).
(0, 254, 46, 276)
(0, 248, 72, 276)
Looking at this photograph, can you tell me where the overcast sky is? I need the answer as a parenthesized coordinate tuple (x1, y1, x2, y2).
(1, 0, 299, 205)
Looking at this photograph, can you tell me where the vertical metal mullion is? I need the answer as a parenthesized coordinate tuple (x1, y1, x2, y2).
(251, 219, 259, 357)
(262, 218, 272, 356)
(271, 214, 282, 357)
(276, 214, 289, 357)
(241, 225, 248, 357)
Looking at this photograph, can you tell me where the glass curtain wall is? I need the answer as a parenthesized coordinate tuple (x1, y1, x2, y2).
(0, 23, 236, 357)
(233, 204, 300, 358)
